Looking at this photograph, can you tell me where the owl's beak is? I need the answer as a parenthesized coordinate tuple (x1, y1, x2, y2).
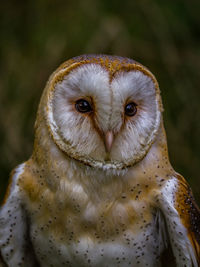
(104, 131, 114, 152)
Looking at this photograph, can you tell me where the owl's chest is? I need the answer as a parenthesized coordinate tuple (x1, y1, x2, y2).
(29, 197, 164, 267)
(31, 225, 162, 267)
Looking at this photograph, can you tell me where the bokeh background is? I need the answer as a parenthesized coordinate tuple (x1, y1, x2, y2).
(0, 0, 200, 204)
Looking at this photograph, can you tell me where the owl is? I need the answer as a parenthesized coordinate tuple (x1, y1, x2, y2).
(0, 55, 199, 267)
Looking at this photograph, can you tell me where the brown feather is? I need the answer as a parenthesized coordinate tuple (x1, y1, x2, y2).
(175, 174, 200, 264)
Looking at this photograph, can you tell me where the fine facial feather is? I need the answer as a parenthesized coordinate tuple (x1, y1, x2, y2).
(50, 62, 161, 169)
(111, 70, 160, 163)
(53, 64, 110, 160)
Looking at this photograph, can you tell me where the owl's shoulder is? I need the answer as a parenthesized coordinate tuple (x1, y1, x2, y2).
(1, 163, 26, 206)
(160, 174, 200, 246)
(0, 162, 39, 266)
(156, 174, 200, 265)
(174, 174, 200, 263)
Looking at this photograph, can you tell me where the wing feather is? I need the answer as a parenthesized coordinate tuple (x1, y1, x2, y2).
(175, 173, 200, 265)
(0, 163, 38, 266)
(157, 175, 200, 266)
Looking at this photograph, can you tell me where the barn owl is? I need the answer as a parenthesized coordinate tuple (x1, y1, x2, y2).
(0, 54, 199, 267)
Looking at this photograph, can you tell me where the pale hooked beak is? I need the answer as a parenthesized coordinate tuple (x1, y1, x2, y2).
(104, 131, 114, 152)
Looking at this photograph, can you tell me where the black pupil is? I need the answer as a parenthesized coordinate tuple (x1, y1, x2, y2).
(125, 102, 137, 116)
(75, 99, 92, 113)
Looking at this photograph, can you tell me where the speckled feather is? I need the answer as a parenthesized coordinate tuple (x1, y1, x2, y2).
(0, 55, 199, 267)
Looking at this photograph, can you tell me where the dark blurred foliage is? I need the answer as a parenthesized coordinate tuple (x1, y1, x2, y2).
(0, 0, 200, 204)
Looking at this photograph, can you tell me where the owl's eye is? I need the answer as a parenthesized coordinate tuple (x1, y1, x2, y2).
(125, 102, 137, 116)
(75, 99, 92, 113)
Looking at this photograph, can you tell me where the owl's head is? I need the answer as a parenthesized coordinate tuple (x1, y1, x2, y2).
(35, 55, 163, 171)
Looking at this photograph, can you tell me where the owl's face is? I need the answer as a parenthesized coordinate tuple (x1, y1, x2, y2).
(45, 55, 162, 170)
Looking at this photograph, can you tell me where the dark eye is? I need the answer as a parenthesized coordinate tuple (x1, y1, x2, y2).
(125, 102, 137, 116)
(75, 99, 92, 113)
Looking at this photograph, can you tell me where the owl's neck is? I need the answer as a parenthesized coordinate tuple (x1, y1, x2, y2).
(30, 123, 174, 205)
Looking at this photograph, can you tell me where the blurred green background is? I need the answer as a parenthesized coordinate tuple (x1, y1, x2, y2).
(0, 0, 200, 204)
